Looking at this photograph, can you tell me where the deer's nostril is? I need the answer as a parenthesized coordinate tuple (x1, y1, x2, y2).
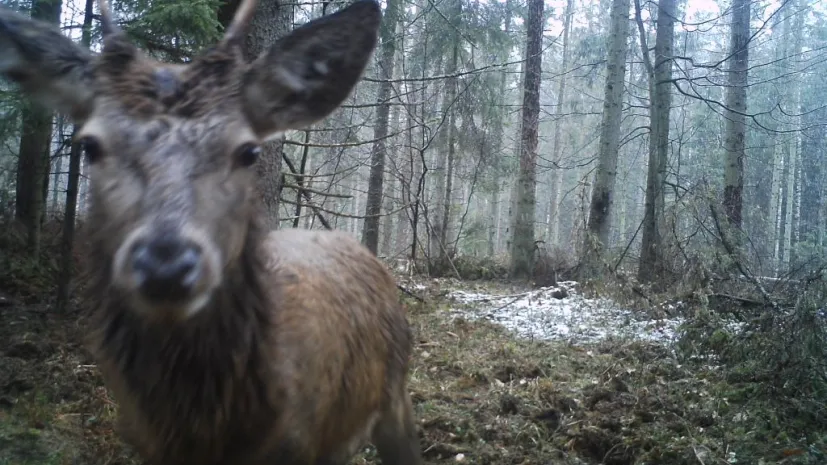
(131, 235, 202, 301)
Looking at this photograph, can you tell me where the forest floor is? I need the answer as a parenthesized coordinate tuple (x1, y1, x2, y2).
(0, 276, 823, 464)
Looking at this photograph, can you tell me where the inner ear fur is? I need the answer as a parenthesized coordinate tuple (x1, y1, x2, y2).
(240, 0, 382, 139)
(0, 5, 97, 120)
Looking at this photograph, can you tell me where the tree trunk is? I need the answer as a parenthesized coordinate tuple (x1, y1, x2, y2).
(51, 139, 63, 211)
(486, 2, 513, 256)
(789, 141, 801, 266)
(429, 19, 460, 267)
(292, 131, 310, 228)
(396, 100, 414, 257)
(722, 0, 749, 228)
(784, 4, 805, 269)
(509, 0, 544, 279)
(800, 101, 826, 264)
(487, 186, 500, 256)
(219, 0, 291, 229)
(15, 0, 60, 256)
(362, 0, 400, 254)
(56, 0, 94, 312)
(410, 18, 432, 266)
(771, 140, 785, 269)
(769, 0, 804, 271)
(387, 41, 405, 258)
(636, 0, 674, 284)
(778, 143, 792, 265)
(380, 178, 395, 256)
(442, 86, 457, 257)
(582, 0, 629, 277)
(547, 0, 574, 247)
(381, 95, 401, 258)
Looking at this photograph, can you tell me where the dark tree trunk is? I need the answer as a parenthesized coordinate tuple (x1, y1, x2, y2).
(219, 0, 291, 229)
(778, 144, 791, 265)
(509, 0, 544, 279)
(428, 7, 460, 267)
(799, 104, 826, 256)
(362, 0, 400, 254)
(293, 131, 311, 228)
(582, 0, 629, 277)
(722, 0, 749, 228)
(637, 0, 674, 284)
(56, 0, 94, 312)
(15, 0, 62, 257)
(16, 103, 52, 255)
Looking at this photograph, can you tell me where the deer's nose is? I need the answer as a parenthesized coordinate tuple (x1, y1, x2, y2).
(131, 234, 202, 302)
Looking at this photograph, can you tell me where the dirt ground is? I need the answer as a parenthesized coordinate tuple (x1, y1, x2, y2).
(0, 279, 822, 465)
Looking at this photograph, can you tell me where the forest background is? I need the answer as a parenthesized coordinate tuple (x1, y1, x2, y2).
(0, 0, 826, 463)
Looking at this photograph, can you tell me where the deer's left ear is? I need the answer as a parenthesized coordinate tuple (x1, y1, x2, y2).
(0, 6, 96, 121)
(240, 0, 381, 139)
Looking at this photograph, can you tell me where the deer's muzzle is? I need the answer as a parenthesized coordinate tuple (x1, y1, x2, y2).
(130, 233, 203, 302)
(112, 223, 221, 319)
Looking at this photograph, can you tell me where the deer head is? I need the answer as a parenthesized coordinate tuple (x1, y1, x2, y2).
(0, 0, 381, 320)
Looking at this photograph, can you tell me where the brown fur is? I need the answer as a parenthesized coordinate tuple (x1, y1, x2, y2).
(88, 225, 419, 464)
(0, 1, 422, 464)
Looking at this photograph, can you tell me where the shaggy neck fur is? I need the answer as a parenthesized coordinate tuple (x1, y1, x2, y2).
(83, 218, 276, 461)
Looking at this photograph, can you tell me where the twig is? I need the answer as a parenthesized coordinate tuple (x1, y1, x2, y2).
(710, 293, 764, 306)
(397, 284, 425, 302)
(490, 296, 525, 312)
(451, 290, 535, 302)
(281, 183, 353, 199)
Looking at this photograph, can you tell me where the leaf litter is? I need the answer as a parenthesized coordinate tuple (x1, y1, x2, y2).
(0, 276, 821, 465)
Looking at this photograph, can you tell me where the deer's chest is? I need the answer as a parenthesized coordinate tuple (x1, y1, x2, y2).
(97, 317, 282, 464)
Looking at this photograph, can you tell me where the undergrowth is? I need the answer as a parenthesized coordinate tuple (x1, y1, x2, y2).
(0, 221, 63, 303)
(1, 223, 825, 464)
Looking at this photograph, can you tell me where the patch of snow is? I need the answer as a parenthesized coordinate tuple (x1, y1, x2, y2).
(446, 281, 684, 345)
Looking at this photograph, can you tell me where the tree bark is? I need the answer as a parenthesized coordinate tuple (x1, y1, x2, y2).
(768, 0, 804, 272)
(16, 0, 61, 257)
(51, 126, 63, 211)
(486, 0, 513, 256)
(800, 102, 826, 260)
(441, 67, 457, 258)
(362, 0, 400, 254)
(547, 0, 574, 247)
(783, 3, 805, 269)
(292, 131, 311, 228)
(722, 0, 749, 229)
(582, 0, 629, 277)
(396, 99, 414, 257)
(509, 0, 544, 279)
(219, 0, 291, 229)
(56, 0, 94, 312)
(636, 0, 674, 284)
(428, 7, 460, 267)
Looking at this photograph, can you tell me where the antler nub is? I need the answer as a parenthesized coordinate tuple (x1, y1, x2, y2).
(220, 0, 259, 46)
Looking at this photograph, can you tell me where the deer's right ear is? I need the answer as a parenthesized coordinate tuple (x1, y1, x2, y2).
(239, 0, 381, 139)
(0, 6, 96, 120)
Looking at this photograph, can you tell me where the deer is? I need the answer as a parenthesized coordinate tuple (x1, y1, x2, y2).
(0, 1, 423, 464)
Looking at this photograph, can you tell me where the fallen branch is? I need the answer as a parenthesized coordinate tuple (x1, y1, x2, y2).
(397, 284, 425, 302)
(710, 293, 765, 307)
(708, 202, 779, 310)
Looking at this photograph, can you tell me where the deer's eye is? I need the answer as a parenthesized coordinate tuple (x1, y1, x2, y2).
(235, 143, 261, 168)
(79, 137, 104, 164)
